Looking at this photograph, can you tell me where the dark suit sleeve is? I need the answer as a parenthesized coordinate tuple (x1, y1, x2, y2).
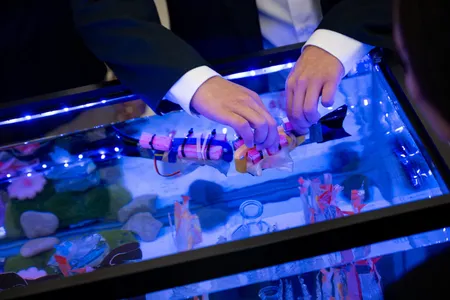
(70, 0, 208, 111)
(318, 0, 393, 49)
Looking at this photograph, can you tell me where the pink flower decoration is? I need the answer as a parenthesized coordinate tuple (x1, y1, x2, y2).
(7, 173, 47, 201)
(17, 267, 48, 280)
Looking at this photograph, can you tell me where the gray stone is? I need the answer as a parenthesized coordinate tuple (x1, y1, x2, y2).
(20, 211, 59, 239)
(20, 237, 60, 258)
(118, 195, 157, 223)
(122, 212, 162, 242)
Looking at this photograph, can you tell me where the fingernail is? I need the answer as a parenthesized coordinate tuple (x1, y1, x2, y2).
(294, 127, 309, 135)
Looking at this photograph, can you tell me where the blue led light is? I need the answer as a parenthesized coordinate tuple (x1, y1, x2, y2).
(0, 94, 137, 127)
(223, 62, 295, 80)
(114, 147, 120, 152)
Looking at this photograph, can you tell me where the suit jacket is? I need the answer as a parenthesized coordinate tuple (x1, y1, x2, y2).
(0, 0, 208, 144)
(1, 0, 392, 109)
(166, 0, 393, 62)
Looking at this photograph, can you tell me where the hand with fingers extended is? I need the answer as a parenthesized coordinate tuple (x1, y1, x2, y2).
(286, 45, 344, 134)
(191, 76, 280, 152)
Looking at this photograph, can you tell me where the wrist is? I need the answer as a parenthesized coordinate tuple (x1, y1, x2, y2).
(190, 75, 221, 112)
(165, 67, 221, 116)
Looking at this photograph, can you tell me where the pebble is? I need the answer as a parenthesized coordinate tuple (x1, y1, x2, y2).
(118, 195, 157, 223)
(20, 237, 60, 258)
(122, 212, 162, 242)
(20, 211, 59, 239)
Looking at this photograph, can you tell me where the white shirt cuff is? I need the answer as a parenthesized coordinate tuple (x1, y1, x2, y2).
(164, 66, 221, 115)
(303, 29, 375, 76)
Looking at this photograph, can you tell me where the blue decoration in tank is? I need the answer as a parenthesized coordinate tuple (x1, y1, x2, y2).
(49, 234, 109, 270)
(70, 244, 108, 269)
(55, 241, 73, 257)
(49, 146, 73, 164)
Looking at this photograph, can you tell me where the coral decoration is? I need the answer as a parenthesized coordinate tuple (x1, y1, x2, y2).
(17, 267, 48, 280)
(170, 195, 202, 252)
(7, 173, 47, 201)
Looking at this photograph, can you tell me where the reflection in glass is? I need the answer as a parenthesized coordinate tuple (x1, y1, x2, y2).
(147, 229, 447, 299)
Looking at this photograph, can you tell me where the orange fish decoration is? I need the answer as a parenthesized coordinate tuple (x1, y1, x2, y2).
(342, 190, 367, 216)
(53, 255, 94, 277)
(170, 196, 203, 252)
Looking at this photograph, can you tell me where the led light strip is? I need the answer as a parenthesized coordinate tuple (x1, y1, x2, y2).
(0, 63, 296, 127)
(0, 94, 138, 126)
(223, 62, 295, 80)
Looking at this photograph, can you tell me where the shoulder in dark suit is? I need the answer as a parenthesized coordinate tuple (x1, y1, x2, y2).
(71, 0, 209, 112)
(167, 0, 393, 61)
(319, 0, 393, 49)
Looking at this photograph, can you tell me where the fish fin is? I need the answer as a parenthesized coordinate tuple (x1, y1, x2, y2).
(181, 195, 190, 207)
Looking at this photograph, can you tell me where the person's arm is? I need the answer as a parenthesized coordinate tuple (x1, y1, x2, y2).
(302, 0, 392, 77)
(285, 0, 393, 134)
(70, 0, 216, 113)
(318, 0, 393, 50)
(71, 0, 279, 150)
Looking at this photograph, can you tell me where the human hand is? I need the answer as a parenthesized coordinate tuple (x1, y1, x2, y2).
(191, 76, 279, 151)
(286, 45, 344, 134)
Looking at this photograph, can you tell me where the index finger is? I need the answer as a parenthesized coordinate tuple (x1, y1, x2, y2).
(225, 113, 254, 148)
(291, 80, 310, 134)
(248, 100, 279, 150)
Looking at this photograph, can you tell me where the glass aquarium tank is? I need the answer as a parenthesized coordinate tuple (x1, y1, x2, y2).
(0, 46, 448, 299)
